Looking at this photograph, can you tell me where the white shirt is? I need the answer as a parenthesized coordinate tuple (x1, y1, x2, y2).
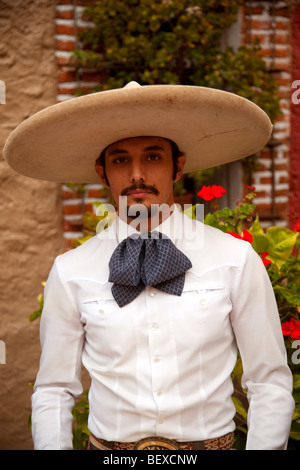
(31, 205, 294, 450)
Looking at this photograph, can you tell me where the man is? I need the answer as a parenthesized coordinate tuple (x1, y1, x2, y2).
(4, 82, 294, 450)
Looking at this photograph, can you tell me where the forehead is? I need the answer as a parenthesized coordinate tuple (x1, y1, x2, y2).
(105, 136, 172, 155)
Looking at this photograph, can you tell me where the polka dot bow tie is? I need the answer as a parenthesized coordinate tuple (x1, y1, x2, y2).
(109, 231, 192, 307)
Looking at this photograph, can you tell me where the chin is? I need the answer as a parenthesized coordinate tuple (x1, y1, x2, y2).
(127, 202, 152, 219)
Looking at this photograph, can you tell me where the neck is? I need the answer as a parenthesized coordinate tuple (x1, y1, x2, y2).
(118, 202, 175, 233)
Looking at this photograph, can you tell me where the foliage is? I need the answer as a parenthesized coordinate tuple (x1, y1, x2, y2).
(196, 186, 300, 449)
(73, 0, 280, 119)
(74, 0, 242, 87)
(72, 0, 282, 194)
(72, 390, 90, 450)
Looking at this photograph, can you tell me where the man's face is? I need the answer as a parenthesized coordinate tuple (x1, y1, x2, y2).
(95, 137, 186, 217)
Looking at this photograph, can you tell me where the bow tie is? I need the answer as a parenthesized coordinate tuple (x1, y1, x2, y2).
(108, 231, 192, 307)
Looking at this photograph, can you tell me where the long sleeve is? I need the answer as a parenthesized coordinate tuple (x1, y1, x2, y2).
(31, 257, 85, 450)
(230, 244, 295, 450)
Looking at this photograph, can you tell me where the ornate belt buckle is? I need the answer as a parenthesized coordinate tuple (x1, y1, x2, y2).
(133, 436, 181, 450)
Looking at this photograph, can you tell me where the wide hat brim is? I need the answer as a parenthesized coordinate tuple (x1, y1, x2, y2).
(3, 82, 272, 183)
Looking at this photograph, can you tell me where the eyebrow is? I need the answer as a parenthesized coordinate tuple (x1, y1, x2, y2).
(107, 145, 166, 158)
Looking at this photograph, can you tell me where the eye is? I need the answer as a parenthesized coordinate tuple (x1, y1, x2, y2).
(113, 156, 127, 164)
(147, 154, 161, 161)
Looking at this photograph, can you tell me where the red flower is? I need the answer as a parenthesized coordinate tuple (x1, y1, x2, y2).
(292, 218, 300, 232)
(281, 318, 300, 340)
(260, 251, 271, 266)
(227, 230, 253, 243)
(197, 185, 227, 201)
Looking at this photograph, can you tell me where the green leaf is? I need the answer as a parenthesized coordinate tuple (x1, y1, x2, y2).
(266, 227, 299, 268)
(232, 396, 248, 421)
(290, 420, 300, 440)
(294, 374, 300, 390)
(249, 216, 269, 253)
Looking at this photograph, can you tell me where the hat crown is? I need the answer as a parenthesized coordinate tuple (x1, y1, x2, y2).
(123, 81, 141, 89)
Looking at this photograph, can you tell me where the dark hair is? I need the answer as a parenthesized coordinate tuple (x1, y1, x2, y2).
(95, 137, 182, 186)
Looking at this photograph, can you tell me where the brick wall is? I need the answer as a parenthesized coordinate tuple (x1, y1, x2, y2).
(55, 1, 107, 248)
(290, 2, 300, 227)
(55, 0, 294, 244)
(242, 0, 292, 227)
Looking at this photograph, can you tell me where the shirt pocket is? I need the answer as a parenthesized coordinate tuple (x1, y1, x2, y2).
(77, 283, 136, 365)
(173, 285, 232, 344)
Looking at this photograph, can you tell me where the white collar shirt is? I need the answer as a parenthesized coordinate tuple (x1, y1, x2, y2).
(31, 206, 294, 450)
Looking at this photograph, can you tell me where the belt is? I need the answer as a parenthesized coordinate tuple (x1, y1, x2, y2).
(88, 432, 234, 450)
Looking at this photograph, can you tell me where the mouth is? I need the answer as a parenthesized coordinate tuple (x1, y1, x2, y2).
(122, 184, 159, 198)
(127, 190, 153, 198)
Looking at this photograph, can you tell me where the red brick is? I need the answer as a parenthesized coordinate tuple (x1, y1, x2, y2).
(244, 7, 264, 15)
(63, 203, 83, 215)
(62, 190, 83, 200)
(87, 189, 107, 198)
(63, 220, 84, 232)
(275, 7, 290, 18)
(276, 189, 289, 197)
(259, 47, 290, 59)
(57, 86, 76, 95)
(254, 190, 268, 198)
(56, 56, 77, 66)
(275, 163, 289, 171)
(76, 0, 97, 6)
(249, 19, 272, 30)
(276, 20, 290, 30)
(259, 177, 272, 185)
(56, 10, 74, 20)
(274, 32, 290, 45)
(57, 0, 73, 4)
(56, 40, 75, 51)
(279, 176, 289, 184)
(83, 203, 95, 213)
(58, 70, 77, 82)
(55, 24, 75, 35)
(81, 71, 102, 82)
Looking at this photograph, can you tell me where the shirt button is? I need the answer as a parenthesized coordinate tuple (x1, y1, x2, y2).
(156, 391, 163, 397)
(200, 298, 206, 305)
(151, 323, 159, 332)
(149, 291, 155, 297)
(158, 417, 165, 424)
(153, 356, 160, 363)
(99, 309, 105, 315)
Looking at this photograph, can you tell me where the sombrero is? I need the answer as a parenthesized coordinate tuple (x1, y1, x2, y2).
(3, 81, 272, 183)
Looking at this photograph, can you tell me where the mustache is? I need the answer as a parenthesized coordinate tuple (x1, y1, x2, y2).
(121, 183, 159, 197)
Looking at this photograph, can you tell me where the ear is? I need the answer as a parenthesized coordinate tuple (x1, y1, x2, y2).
(95, 164, 110, 188)
(173, 154, 186, 183)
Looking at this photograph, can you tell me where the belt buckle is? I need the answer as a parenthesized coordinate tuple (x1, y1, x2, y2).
(133, 436, 181, 450)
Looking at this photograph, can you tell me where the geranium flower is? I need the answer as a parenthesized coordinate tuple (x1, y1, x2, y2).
(197, 185, 227, 201)
(260, 251, 271, 266)
(292, 218, 300, 232)
(281, 318, 300, 340)
(227, 230, 253, 243)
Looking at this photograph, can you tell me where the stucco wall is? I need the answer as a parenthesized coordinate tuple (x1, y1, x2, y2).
(0, 0, 63, 449)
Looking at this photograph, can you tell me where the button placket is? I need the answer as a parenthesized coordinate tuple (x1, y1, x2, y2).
(146, 287, 164, 411)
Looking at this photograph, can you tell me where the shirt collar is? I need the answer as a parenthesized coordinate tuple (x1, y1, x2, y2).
(115, 204, 183, 245)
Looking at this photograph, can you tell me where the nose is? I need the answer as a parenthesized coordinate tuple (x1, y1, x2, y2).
(130, 161, 146, 183)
